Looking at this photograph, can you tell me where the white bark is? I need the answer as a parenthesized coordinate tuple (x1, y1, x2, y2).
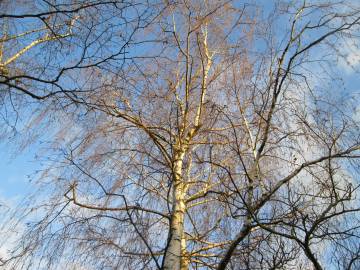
(163, 151, 188, 270)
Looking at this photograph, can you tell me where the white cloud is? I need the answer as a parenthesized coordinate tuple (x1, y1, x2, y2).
(352, 105, 360, 122)
(338, 39, 360, 74)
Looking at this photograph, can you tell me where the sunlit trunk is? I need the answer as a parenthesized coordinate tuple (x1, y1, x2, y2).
(164, 151, 187, 270)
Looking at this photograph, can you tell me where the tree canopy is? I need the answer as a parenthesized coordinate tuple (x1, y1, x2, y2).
(1, 1, 360, 269)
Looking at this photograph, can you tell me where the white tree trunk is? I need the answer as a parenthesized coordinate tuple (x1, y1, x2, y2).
(163, 151, 188, 270)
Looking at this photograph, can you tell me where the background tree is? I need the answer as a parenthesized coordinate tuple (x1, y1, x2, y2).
(1, 1, 360, 270)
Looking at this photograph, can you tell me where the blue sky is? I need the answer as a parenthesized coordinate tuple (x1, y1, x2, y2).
(0, 142, 38, 202)
(1, 38, 359, 207)
(1, 2, 360, 269)
(0, 0, 359, 222)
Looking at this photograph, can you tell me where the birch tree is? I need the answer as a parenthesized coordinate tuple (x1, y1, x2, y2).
(1, 1, 360, 270)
